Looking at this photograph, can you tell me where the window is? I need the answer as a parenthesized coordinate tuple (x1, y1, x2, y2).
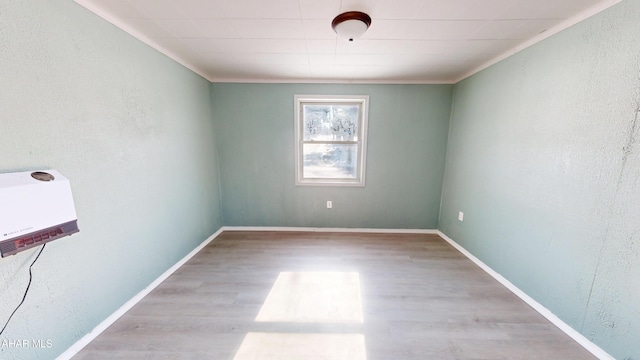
(294, 95, 369, 186)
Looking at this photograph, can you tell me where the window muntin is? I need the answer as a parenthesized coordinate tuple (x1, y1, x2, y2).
(295, 95, 368, 186)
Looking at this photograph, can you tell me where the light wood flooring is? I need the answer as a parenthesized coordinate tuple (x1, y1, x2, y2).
(73, 231, 595, 359)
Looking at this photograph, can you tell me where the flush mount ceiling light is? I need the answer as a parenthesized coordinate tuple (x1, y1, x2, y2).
(331, 11, 372, 42)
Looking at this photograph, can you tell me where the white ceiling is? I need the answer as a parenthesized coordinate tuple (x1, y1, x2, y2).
(74, 0, 620, 83)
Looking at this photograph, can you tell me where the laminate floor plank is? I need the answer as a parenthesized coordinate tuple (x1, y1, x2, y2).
(73, 231, 595, 360)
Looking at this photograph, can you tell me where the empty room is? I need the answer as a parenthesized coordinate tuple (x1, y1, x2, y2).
(0, 0, 638, 359)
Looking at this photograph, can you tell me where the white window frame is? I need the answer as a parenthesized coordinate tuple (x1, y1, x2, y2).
(294, 95, 369, 187)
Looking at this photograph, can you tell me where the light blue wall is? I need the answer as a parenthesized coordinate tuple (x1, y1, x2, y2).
(0, 1, 222, 359)
(212, 83, 452, 229)
(440, 1, 640, 358)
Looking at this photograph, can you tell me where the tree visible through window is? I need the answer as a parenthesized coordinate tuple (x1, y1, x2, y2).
(295, 95, 368, 186)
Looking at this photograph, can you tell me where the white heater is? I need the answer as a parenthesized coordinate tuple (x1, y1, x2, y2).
(0, 170, 79, 257)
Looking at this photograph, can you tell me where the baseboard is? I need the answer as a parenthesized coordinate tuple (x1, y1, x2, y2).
(437, 231, 614, 360)
(59, 227, 610, 360)
(222, 226, 439, 234)
(55, 227, 224, 360)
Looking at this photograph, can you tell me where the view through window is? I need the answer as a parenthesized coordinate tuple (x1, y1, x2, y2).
(294, 95, 369, 186)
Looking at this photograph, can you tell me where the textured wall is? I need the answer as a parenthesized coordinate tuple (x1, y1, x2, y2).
(439, 1, 639, 358)
(212, 83, 452, 229)
(0, 1, 222, 359)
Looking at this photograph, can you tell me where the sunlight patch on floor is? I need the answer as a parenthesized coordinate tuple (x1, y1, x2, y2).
(233, 333, 367, 360)
(255, 272, 363, 323)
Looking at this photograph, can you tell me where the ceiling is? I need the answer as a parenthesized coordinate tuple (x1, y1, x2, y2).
(74, 0, 619, 83)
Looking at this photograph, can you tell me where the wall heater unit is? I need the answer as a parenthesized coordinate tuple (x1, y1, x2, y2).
(0, 170, 79, 257)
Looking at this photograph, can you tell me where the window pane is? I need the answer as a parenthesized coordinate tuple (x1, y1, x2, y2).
(303, 144, 358, 179)
(303, 104, 359, 141)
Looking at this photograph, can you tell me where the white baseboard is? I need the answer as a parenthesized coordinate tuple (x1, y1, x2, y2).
(59, 227, 611, 360)
(56, 227, 224, 360)
(222, 226, 439, 234)
(436, 231, 614, 360)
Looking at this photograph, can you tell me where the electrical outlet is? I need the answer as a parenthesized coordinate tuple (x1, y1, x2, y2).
(327, 201, 333, 209)
(458, 211, 464, 222)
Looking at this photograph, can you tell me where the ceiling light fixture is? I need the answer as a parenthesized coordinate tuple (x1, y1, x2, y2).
(331, 11, 372, 42)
